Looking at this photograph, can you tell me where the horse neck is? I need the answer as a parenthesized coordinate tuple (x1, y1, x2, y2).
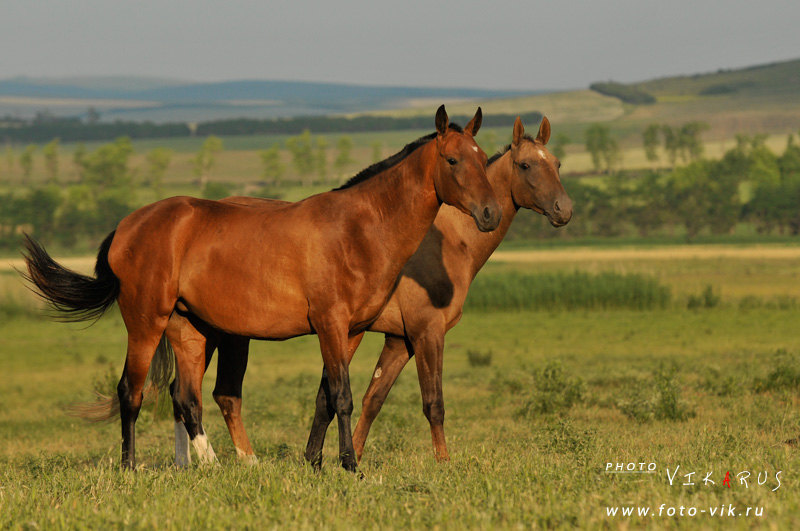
(449, 151, 519, 277)
(341, 142, 441, 260)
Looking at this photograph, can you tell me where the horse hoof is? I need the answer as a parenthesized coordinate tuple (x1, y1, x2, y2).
(239, 454, 259, 466)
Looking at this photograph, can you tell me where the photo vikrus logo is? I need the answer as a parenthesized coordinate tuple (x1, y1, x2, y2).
(604, 462, 782, 491)
(665, 466, 782, 491)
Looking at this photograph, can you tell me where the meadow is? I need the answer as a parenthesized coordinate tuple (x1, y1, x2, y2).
(1, 244, 799, 529)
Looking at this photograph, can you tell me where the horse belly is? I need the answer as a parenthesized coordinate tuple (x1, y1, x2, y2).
(179, 268, 312, 339)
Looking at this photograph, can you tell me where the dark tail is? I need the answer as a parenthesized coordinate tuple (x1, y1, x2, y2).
(21, 231, 119, 322)
(67, 334, 175, 423)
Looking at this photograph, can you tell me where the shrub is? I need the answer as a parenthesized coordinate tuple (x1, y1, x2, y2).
(687, 285, 720, 309)
(466, 349, 493, 367)
(752, 349, 800, 393)
(517, 361, 585, 417)
(617, 363, 695, 422)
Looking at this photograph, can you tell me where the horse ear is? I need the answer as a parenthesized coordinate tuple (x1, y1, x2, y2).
(435, 105, 448, 135)
(512, 116, 525, 146)
(464, 107, 482, 137)
(536, 116, 551, 145)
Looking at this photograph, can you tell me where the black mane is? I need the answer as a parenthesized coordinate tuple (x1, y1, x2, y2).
(486, 134, 537, 166)
(333, 123, 464, 191)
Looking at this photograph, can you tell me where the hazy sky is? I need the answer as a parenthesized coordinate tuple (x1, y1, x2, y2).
(3, 0, 800, 91)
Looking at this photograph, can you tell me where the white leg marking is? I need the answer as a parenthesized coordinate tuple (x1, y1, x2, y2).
(373, 367, 382, 379)
(235, 447, 259, 465)
(174, 422, 191, 467)
(192, 432, 218, 464)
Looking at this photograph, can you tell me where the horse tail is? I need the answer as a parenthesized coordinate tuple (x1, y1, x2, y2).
(21, 231, 119, 322)
(67, 335, 175, 422)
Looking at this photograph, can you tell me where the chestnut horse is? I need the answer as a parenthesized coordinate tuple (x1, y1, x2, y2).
(171, 116, 571, 464)
(22, 106, 501, 471)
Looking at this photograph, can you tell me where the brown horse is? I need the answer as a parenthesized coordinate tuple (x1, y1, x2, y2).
(22, 106, 501, 471)
(177, 116, 571, 464)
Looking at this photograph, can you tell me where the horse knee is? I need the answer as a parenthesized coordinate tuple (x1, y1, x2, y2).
(334, 387, 354, 417)
(422, 398, 445, 425)
(361, 391, 380, 415)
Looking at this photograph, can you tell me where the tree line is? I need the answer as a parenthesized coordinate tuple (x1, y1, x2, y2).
(508, 132, 800, 241)
(0, 111, 544, 143)
(3, 125, 800, 251)
(0, 130, 371, 249)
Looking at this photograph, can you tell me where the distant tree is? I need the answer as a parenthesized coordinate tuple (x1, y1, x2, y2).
(630, 171, 667, 236)
(259, 145, 285, 184)
(666, 150, 742, 239)
(314, 136, 329, 180)
(26, 185, 61, 239)
(643, 124, 661, 163)
(79, 137, 134, 193)
(193, 136, 224, 185)
(660, 125, 680, 166)
(72, 143, 87, 180)
(371, 141, 383, 163)
(677, 122, 709, 163)
(19, 144, 37, 180)
(86, 106, 101, 124)
(778, 134, 800, 178)
(202, 181, 232, 200)
(4, 144, 13, 175)
(665, 161, 711, 239)
(145, 147, 173, 197)
(334, 136, 354, 173)
(286, 130, 314, 185)
(584, 124, 620, 173)
(42, 138, 60, 183)
(551, 133, 570, 161)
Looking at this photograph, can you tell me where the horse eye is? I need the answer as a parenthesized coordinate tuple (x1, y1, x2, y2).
(447, 157, 457, 166)
(519, 162, 530, 170)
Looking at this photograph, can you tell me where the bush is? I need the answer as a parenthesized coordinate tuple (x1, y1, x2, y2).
(752, 349, 800, 393)
(516, 361, 585, 417)
(466, 349, 493, 367)
(687, 285, 720, 309)
(616, 363, 695, 422)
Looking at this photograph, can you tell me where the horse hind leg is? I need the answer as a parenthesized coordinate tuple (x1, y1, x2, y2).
(166, 312, 217, 466)
(214, 334, 258, 465)
(117, 325, 169, 469)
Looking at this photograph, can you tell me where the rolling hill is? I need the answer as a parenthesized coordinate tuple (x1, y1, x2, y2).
(0, 76, 533, 123)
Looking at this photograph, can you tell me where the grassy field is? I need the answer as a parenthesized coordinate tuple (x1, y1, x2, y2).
(1, 244, 799, 528)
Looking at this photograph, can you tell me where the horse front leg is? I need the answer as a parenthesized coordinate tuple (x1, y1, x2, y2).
(304, 332, 364, 471)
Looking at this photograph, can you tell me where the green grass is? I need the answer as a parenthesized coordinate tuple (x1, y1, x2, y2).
(465, 270, 671, 311)
(2, 252, 800, 528)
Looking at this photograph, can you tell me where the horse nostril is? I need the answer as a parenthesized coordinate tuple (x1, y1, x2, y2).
(483, 207, 491, 220)
(554, 200, 561, 213)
